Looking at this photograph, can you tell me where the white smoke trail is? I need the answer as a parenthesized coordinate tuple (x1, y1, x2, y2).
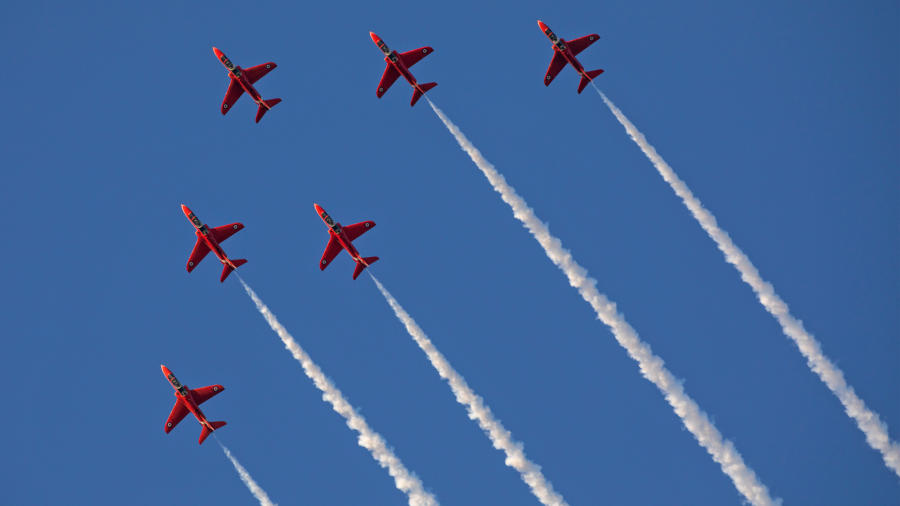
(216, 437, 277, 506)
(237, 277, 439, 506)
(369, 273, 568, 506)
(426, 97, 778, 506)
(595, 85, 900, 477)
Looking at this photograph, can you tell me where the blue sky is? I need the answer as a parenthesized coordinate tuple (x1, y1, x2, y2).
(2, 0, 898, 504)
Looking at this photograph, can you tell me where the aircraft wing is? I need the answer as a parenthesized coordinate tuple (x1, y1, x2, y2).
(376, 64, 401, 98)
(187, 239, 211, 272)
(343, 221, 376, 242)
(544, 50, 568, 86)
(244, 62, 277, 84)
(191, 385, 225, 405)
(398, 47, 434, 68)
(319, 233, 343, 270)
(566, 34, 600, 56)
(165, 398, 190, 433)
(211, 223, 244, 243)
(221, 78, 244, 115)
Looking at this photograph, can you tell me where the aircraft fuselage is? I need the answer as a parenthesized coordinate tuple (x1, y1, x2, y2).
(315, 204, 365, 264)
(371, 33, 423, 93)
(182, 205, 235, 269)
(539, 22, 588, 78)
(213, 48, 270, 110)
(162, 366, 213, 431)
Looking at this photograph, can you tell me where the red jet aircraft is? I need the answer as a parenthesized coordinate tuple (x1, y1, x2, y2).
(315, 203, 378, 279)
(369, 32, 437, 107)
(213, 47, 281, 122)
(161, 365, 226, 445)
(537, 20, 604, 94)
(182, 204, 247, 282)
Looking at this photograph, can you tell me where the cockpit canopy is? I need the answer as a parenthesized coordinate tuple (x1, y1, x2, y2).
(198, 224, 209, 236)
(220, 56, 242, 76)
(323, 214, 342, 233)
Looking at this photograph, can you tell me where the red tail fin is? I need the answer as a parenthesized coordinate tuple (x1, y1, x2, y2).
(199, 421, 227, 445)
(577, 70, 604, 94)
(220, 259, 248, 282)
(255, 98, 282, 122)
(411, 82, 437, 107)
(352, 256, 379, 280)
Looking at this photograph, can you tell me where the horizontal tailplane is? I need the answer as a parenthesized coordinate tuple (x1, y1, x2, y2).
(577, 69, 604, 94)
(199, 421, 227, 445)
(411, 82, 437, 107)
(255, 98, 282, 122)
(220, 259, 248, 282)
(353, 256, 379, 280)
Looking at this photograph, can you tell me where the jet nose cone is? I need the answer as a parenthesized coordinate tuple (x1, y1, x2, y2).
(537, 20, 548, 30)
(181, 204, 191, 216)
(369, 32, 380, 43)
(212, 46, 222, 56)
(161, 364, 170, 374)
(314, 203, 324, 214)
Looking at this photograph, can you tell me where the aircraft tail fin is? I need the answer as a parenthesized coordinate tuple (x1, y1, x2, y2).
(353, 256, 379, 280)
(255, 98, 282, 122)
(220, 259, 248, 282)
(411, 82, 437, 107)
(577, 69, 604, 94)
(199, 421, 227, 445)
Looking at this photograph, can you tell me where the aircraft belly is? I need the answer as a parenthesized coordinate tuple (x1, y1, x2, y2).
(241, 82, 261, 102)
(398, 66, 416, 86)
(208, 241, 226, 260)
(339, 237, 359, 260)
(566, 54, 583, 73)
